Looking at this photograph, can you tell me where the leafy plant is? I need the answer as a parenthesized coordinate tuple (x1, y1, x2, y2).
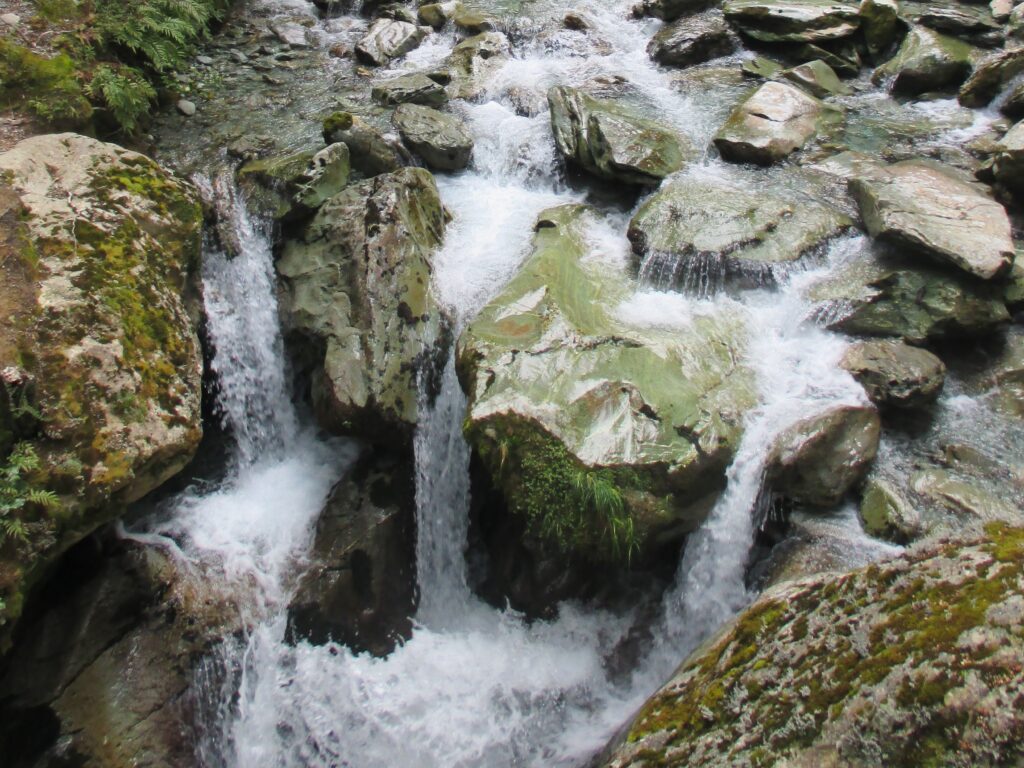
(88, 64, 156, 133)
(571, 472, 639, 563)
(0, 38, 92, 125)
(1, 443, 59, 543)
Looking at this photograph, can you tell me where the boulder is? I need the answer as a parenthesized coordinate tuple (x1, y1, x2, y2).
(917, 6, 1003, 48)
(452, 7, 496, 35)
(840, 339, 946, 408)
(992, 120, 1024, 194)
(959, 46, 1024, 106)
(858, 0, 901, 58)
(1001, 80, 1024, 119)
(443, 32, 511, 100)
(322, 111, 414, 177)
(911, 468, 1022, 524)
(713, 80, 838, 165)
(766, 404, 880, 507)
(418, 0, 460, 28)
(648, 12, 736, 68)
(604, 527, 1024, 767)
(287, 449, 417, 656)
(722, 0, 861, 43)
(272, 21, 311, 48)
(548, 86, 692, 185)
(872, 26, 974, 95)
(779, 58, 852, 96)
(639, 0, 719, 21)
(238, 142, 351, 220)
(457, 205, 756, 565)
(277, 168, 451, 443)
(859, 474, 921, 541)
(849, 160, 1014, 280)
(392, 103, 474, 171)
(807, 250, 1010, 343)
(371, 72, 449, 107)
(983, 329, 1024, 416)
(355, 19, 426, 66)
(796, 38, 862, 75)
(627, 173, 851, 293)
(0, 134, 203, 643)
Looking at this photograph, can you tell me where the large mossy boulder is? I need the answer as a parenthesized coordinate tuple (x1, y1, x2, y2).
(277, 167, 451, 444)
(872, 26, 975, 95)
(713, 81, 838, 165)
(605, 525, 1024, 767)
(627, 173, 851, 293)
(0, 134, 203, 642)
(722, 0, 862, 43)
(840, 339, 946, 408)
(850, 159, 1014, 281)
(808, 249, 1009, 343)
(548, 86, 693, 185)
(457, 205, 757, 565)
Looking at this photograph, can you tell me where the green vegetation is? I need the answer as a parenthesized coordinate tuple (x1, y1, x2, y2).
(1, 443, 59, 543)
(0, 0, 231, 134)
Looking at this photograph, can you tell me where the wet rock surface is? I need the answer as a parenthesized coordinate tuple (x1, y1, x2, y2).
(647, 12, 736, 68)
(392, 103, 474, 170)
(841, 339, 947, 409)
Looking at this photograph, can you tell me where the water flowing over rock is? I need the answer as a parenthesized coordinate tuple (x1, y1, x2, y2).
(714, 80, 838, 164)
(722, 0, 862, 42)
(458, 205, 756, 565)
(628, 173, 851, 293)
(765, 403, 880, 506)
(355, 19, 426, 66)
(849, 160, 1014, 280)
(277, 167, 451, 443)
(392, 103, 474, 170)
(0, 134, 203, 643)
(548, 85, 693, 184)
(841, 339, 946, 408)
(604, 526, 1024, 767)
(872, 26, 975, 95)
(647, 12, 736, 67)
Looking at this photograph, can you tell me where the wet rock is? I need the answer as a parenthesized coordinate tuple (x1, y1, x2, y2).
(287, 449, 417, 656)
(808, 250, 1010, 343)
(377, 3, 418, 23)
(548, 85, 692, 184)
(372, 72, 449, 106)
(796, 38, 862, 75)
(604, 528, 1024, 767)
(563, 12, 591, 29)
(841, 339, 945, 409)
(453, 7, 496, 35)
(418, 0, 460, 28)
(355, 19, 426, 66)
(743, 55, 785, 77)
(911, 468, 1022, 523)
(872, 26, 974, 95)
(849, 160, 1014, 280)
(959, 46, 1024, 106)
(322, 111, 414, 176)
(984, 328, 1024, 416)
(859, 475, 921, 541)
(648, 12, 736, 68)
(278, 167, 450, 442)
(627, 172, 851, 293)
(992, 120, 1024, 194)
(239, 143, 351, 220)
(176, 98, 196, 116)
(722, 0, 862, 43)
(779, 58, 852, 96)
(458, 204, 756, 566)
(392, 103, 474, 171)
(917, 6, 1003, 48)
(1001, 81, 1024, 119)
(858, 0, 900, 58)
(272, 21, 311, 49)
(766, 404, 880, 507)
(443, 32, 511, 99)
(714, 80, 837, 165)
(639, 0, 719, 21)
(0, 134, 203, 644)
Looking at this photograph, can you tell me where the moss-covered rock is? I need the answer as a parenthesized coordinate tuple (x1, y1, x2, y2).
(606, 524, 1024, 767)
(277, 167, 451, 445)
(457, 204, 757, 565)
(0, 133, 203, 646)
(872, 26, 975, 95)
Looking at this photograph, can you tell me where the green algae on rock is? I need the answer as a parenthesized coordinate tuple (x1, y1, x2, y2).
(0, 133, 204, 643)
(458, 204, 756, 564)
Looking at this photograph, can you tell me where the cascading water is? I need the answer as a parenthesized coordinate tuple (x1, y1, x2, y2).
(134, 0, 910, 764)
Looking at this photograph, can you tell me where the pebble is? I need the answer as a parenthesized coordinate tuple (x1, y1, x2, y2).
(0, 13, 19, 28)
(176, 99, 197, 117)
(196, 55, 215, 65)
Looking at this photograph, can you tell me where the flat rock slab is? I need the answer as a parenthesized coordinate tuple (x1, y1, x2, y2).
(372, 73, 449, 106)
(714, 80, 834, 165)
(392, 104, 474, 170)
(841, 339, 946, 408)
(723, 0, 861, 43)
(356, 19, 425, 66)
(850, 160, 1014, 280)
(648, 12, 736, 68)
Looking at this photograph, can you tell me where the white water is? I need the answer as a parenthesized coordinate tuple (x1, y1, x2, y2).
(140, 0, 908, 765)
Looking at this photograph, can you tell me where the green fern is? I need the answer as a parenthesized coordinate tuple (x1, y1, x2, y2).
(1, 443, 60, 543)
(88, 64, 156, 133)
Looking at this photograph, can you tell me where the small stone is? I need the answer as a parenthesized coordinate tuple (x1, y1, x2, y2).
(0, 13, 20, 28)
(195, 55, 214, 65)
(176, 99, 197, 117)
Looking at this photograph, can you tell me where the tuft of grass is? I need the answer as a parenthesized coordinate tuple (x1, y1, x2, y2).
(1, 443, 60, 543)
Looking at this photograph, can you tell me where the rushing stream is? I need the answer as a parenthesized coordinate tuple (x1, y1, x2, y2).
(125, 0, 948, 764)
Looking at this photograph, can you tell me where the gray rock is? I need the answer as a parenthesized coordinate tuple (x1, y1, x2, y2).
(176, 98, 197, 116)
(859, 475, 922, 541)
(841, 339, 946, 408)
(392, 103, 474, 170)
(992, 120, 1024, 194)
(627, 173, 851, 293)
(723, 0, 862, 43)
(238, 143, 351, 219)
(355, 19, 425, 66)
(714, 80, 837, 165)
(443, 32, 512, 100)
(918, 7, 1003, 48)
(372, 72, 449, 106)
(272, 21, 311, 48)
(766, 404, 881, 507)
(959, 46, 1024, 106)
(418, 0, 460, 28)
(873, 26, 974, 95)
(548, 85, 692, 184)
(639, 0, 719, 21)
(858, 0, 900, 58)
(1001, 80, 1024, 119)
(849, 160, 1014, 280)
(779, 59, 852, 96)
(0, 13, 20, 27)
(323, 111, 414, 177)
(648, 12, 736, 68)
(453, 7, 496, 34)
(911, 468, 1022, 523)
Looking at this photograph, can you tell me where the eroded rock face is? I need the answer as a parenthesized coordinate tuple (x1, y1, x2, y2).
(722, 0, 862, 43)
(605, 526, 1024, 767)
(0, 134, 203, 643)
(849, 160, 1014, 280)
(714, 80, 837, 165)
(765, 404, 880, 507)
(355, 19, 426, 66)
(287, 449, 417, 656)
(872, 26, 975, 95)
(457, 204, 757, 566)
(841, 339, 946, 408)
(627, 172, 851, 293)
(548, 85, 693, 185)
(392, 103, 474, 170)
(277, 167, 451, 444)
(647, 12, 736, 68)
